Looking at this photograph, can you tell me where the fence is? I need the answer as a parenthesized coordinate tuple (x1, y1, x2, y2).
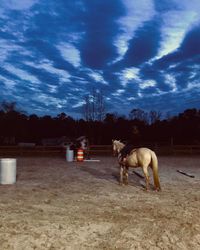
(89, 144, 200, 155)
(171, 145, 200, 155)
(0, 145, 64, 157)
(0, 144, 200, 157)
(0, 145, 112, 157)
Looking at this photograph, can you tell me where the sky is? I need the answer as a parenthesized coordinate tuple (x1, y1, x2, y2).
(0, 0, 200, 119)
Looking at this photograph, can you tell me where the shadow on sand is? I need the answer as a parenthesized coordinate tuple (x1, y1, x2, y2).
(78, 165, 151, 188)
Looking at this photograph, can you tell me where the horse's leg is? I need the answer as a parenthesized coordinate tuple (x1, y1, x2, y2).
(119, 165, 124, 185)
(124, 166, 129, 185)
(142, 166, 150, 191)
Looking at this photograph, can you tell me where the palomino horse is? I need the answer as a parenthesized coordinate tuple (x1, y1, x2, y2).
(112, 140, 161, 191)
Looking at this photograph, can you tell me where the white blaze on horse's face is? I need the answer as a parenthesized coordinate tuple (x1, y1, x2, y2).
(113, 144, 116, 156)
(112, 139, 125, 157)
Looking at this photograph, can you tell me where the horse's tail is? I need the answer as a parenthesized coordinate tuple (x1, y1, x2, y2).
(150, 150, 161, 191)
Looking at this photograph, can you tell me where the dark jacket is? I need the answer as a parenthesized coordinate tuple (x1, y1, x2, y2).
(120, 144, 135, 158)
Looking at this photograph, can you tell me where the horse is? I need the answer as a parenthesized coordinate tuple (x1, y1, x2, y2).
(112, 140, 161, 191)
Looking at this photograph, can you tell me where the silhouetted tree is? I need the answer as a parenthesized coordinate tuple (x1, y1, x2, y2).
(83, 89, 106, 121)
(104, 113, 117, 123)
(0, 100, 200, 145)
(129, 108, 148, 123)
(1, 101, 17, 113)
(148, 110, 162, 124)
(56, 112, 68, 121)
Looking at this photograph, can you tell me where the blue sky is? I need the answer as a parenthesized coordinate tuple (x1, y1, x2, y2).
(0, 0, 200, 118)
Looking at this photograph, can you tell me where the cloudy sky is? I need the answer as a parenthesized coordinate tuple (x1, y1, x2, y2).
(0, 0, 200, 118)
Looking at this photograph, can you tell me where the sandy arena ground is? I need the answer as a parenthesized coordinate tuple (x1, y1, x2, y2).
(0, 155, 200, 250)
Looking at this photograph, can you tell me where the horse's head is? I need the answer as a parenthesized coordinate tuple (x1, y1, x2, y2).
(112, 139, 124, 156)
(112, 140, 117, 156)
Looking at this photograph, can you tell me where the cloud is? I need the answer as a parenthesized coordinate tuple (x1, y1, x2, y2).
(85, 69, 108, 85)
(156, 10, 199, 59)
(117, 67, 140, 87)
(0, 75, 17, 90)
(56, 43, 81, 68)
(164, 74, 177, 92)
(33, 93, 67, 108)
(114, 0, 155, 61)
(112, 89, 125, 96)
(119, 17, 162, 67)
(0, 39, 23, 62)
(140, 80, 157, 89)
(3, 64, 40, 84)
(24, 60, 71, 83)
(0, 0, 200, 117)
(154, 24, 200, 71)
(79, 0, 125, 69)
(0, 0, 38, 10)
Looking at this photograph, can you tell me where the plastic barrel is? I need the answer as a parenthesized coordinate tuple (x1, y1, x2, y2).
(0, 158, 17, 184)
(77, 149, 84, 162)
(66, 149, 74, 162)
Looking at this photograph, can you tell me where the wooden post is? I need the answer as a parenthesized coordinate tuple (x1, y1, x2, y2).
(170, 137, 174, 155)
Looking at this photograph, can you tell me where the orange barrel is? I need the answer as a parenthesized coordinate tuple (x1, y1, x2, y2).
(77, 148, 84, 162)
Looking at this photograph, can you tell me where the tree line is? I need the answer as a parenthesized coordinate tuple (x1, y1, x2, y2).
(0, 101, 199, 145)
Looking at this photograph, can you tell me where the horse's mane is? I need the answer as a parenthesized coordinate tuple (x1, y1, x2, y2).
(113, 140, 124, 145)
(112, 140, 125, 150)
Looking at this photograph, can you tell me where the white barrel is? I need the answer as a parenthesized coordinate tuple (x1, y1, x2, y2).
(0, 158, 17, 184)
(66, 149, 74, 162)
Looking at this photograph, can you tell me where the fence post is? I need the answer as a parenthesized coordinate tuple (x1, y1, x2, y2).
(170, 137, 174, 155)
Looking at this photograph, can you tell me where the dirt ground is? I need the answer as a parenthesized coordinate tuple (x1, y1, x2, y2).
(0, 155, 199, 250)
